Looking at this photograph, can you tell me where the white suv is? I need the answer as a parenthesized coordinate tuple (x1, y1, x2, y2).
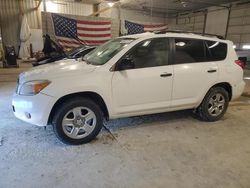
(13, 32, 245, 144)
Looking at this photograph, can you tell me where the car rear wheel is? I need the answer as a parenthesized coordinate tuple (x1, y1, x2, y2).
(52, 98, 103, 145)
(196, 87, 229, 121)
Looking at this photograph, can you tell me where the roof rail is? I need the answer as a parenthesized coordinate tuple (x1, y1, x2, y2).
(155, 30, 225, 40)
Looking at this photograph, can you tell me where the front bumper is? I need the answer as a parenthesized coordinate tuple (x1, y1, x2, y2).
(12, 93, 56, 126)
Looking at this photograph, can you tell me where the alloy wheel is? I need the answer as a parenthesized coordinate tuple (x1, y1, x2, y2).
(207, 93, 225, 117)
(62, 107, 97, 139)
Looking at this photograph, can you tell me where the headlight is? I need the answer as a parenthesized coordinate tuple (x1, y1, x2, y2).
(19, 80, 51, 96)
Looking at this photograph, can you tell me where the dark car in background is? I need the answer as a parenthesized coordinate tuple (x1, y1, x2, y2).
(33, 46, 96, 66)
(236, 49, 250, 68)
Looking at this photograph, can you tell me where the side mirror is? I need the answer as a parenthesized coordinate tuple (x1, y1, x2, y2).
(118, 57, 135, 71)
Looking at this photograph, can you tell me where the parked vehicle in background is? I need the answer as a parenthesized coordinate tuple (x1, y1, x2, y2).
(235, 49, 250, 68)
(33, 46, 96, 66)
(13, 32, 245, 145)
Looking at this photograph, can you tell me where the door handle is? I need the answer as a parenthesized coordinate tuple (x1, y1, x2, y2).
(207, 69, 217, 73)
(160, 73, 172, 77)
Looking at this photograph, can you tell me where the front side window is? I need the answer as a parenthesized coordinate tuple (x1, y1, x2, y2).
(84, 38, 135, 65)
(174, 38, 205, 64)
(124, 38, 170, 69)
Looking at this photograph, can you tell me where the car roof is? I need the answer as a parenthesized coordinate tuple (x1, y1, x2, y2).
(120, 32, 228, 43)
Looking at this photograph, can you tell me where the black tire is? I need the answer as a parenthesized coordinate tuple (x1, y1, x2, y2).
(52, 98, 103, 145)
(195, 87, 229, 122)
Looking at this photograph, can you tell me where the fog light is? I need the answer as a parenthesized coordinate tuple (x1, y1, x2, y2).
(25, 112, 31, 119)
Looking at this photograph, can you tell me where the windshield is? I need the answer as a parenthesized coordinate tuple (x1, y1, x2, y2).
(83, 38, 135, 65)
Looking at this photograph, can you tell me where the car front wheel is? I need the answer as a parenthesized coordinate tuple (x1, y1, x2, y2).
(52, 98, 103, 145)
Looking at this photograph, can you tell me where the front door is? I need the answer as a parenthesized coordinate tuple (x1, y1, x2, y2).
(111, 37, 173, 116)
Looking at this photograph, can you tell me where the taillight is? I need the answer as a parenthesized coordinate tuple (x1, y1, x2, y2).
(235, 60, 245, 69)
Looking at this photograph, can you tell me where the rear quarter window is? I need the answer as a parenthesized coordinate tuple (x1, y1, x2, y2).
(205, 41, 227, 61)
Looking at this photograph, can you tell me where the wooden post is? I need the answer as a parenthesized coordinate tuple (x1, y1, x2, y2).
(203, 9, 208, 35)
(225, 5, 232, 39)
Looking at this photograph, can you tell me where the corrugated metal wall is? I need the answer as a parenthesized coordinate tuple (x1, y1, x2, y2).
(0, 0, 93, 52)
(227, 3, 250, 48)
(171, 2, 250, 48)
(40, 1, 93, 16)
(173, 12, 206, 33)
(22, 0, 42, 29)
(2, 0, 249, 52)
(0, 0, 42, 52)
(0, 0, 21, 52)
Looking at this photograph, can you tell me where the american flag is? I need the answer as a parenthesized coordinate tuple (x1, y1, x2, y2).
(124, 20, 168, 35)
(51, 13, 111, 48)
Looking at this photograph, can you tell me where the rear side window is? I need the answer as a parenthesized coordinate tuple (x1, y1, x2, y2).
(205, 41, 227, 61)
(174, 38, 205, 64)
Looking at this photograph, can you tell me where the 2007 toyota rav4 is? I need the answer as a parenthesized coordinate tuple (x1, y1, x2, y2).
(13, 32, 245, 145)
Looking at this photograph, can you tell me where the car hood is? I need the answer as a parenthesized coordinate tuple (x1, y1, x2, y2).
(19, 59, 96, 84)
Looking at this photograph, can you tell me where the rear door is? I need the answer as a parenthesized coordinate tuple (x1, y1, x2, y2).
(171, 38, 219, 108)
